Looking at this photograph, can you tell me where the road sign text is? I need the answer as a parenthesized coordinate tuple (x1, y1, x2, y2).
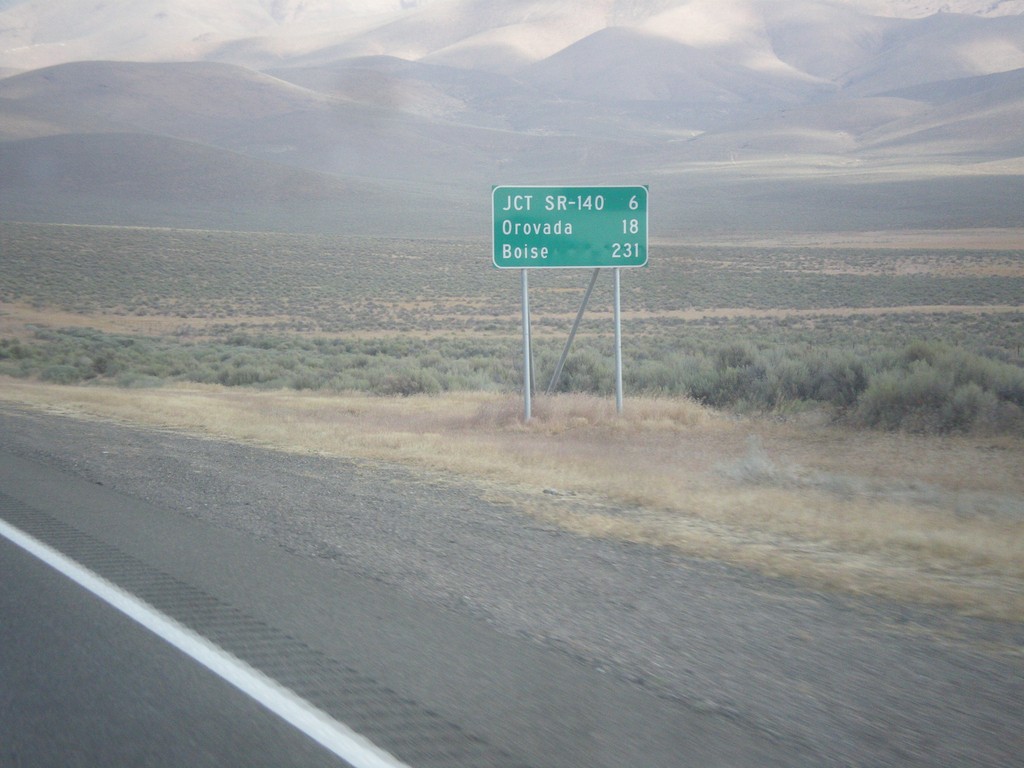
(492, 185, 648, 269)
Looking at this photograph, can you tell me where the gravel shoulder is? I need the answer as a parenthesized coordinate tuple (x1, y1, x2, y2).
(1, 404, 1021, 767)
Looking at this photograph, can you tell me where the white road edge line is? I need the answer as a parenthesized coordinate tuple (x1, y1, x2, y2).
(0, 517, 412, 768)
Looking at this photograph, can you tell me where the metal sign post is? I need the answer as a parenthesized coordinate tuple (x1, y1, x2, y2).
(521, 268, 532, 422)
(492, 185, 648, 421)
(614, 267, 623, 415)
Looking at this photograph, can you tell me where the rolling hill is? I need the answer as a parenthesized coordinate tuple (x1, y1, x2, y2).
(1, 0, 1022, 236)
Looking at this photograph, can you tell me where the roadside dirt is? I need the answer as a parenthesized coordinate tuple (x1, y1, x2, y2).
(1, 404, 1021, 768)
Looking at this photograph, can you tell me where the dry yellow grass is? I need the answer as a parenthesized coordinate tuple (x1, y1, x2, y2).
(2, 378, 1022, 620)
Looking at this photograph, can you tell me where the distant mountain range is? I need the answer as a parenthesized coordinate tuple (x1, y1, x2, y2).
(1, 0, 1023, 236)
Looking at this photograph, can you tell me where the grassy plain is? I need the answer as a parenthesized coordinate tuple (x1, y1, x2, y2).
(1, 221, 1022, 619)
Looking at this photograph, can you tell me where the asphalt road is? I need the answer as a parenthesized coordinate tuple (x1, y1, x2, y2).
(0, 533, 353, 768)
(0, 425, 805, 767)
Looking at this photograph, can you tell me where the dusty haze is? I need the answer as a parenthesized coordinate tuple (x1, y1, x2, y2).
(1, 0, 1023, 235)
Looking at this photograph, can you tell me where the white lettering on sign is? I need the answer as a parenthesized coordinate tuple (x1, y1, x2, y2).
(500, 194, 534, 211)
(501, 220, 574, 236)
(502, 244, 550, 260)
(545, 194, 605, 211)
(492, 185, 647, 269)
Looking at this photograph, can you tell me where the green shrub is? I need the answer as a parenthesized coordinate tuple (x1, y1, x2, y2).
(553, 350, 613, 395)
(715, 342, 757, 371)
(41, 364, 84, 384)
(802, 352, 869, 408)
(289, 370, 326, 390)
(851, 348, 1021, 434)
(627, 354, 694, 395)
(902, 339, 943, 366)
(0, 339, 31, 360)
(370, 367, 442, 396)
(685, 364, 745, 408)
(6, 319, 1021, 435)
(945, 382, 1001, 433)
(854, 364, 943, 432)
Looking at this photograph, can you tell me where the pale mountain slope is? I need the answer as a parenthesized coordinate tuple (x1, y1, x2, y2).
(523, 26, 828, 109)
(271, 0, 642, 72)
(841, 12, 1024, 93)
(0, 0, 425, 70)
(0, 60, 340, 141)
(4, 0, 1024, 72)
(0, 131, 342, 203)
(2, 0, 1023, 235)
(0, 59, 457, 181)
(0, 0, 267, 70)
(0, 0, 603, 71)
(866, 0, 1024, 15)
(0, 130, 461, 233)
(264, 56, 518, 124)
(763, 2, 902, 81)
(669, 95, 926, 160)
(860, 67, 1024, 156)
(0, 57, 649, 185)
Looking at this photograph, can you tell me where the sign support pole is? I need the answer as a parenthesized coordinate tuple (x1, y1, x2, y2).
(547, 268, 600, 395)
(521, 268, 533, 422)
(493, 186, 648, 420)
(613, 267, 624, 415)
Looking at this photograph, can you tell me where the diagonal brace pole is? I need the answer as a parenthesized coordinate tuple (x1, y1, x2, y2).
(547, 268, 601, 395)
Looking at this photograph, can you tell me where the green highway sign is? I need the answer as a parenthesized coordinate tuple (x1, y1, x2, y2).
(492, 185, 648, 269)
